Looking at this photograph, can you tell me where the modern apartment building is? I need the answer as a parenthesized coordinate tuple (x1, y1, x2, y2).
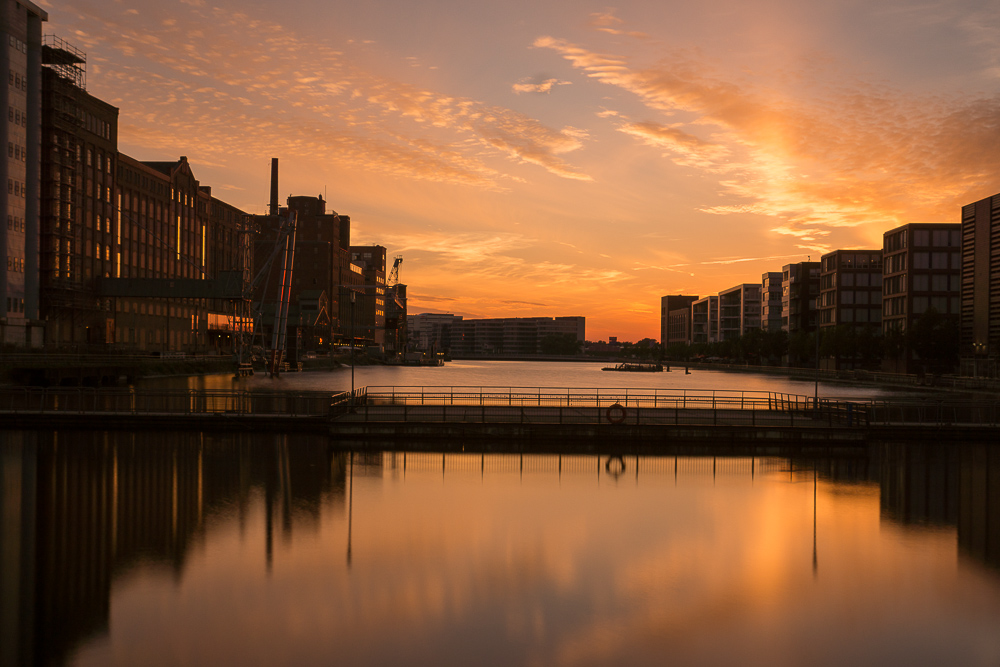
(691, 295, 719, 344)
(1, 0, 46, 346)
(818, 249, 883, 329)
(781, 261, 820, 334)
(960, 193, 1000, 375)
(660, 294, 698, 345)
(761, 272, 783, 331)
(882, 223, 961, 372)
(718, 283, 761, 340)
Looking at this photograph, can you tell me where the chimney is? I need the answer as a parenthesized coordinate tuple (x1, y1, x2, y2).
(269, 158, 279, 216)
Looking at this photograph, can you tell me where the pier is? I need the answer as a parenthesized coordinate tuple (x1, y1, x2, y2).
(0, 386, 997, 451)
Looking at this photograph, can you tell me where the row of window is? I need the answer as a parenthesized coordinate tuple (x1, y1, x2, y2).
(7, 141, 26, 162)
(7, 214, 24, 232)
(7, 69, 27, 92)
(7, 255, 24, 272)
(7, 178, 26, 197)
(8, 106, 26, 127)
(9, 36, 29, 56)
(6, 297, 24, 314)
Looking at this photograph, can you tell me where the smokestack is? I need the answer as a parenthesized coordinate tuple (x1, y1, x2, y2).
(269, 157, 279, 216)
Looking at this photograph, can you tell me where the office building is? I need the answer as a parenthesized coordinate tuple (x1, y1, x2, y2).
(1, 0, 46, 346)
(452, 316, 585, 355)
(818, 249, 883, 369)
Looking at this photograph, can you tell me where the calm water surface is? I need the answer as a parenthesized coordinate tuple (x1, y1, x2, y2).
(2, 431, 998, 666)
(142, 360, 921, 401)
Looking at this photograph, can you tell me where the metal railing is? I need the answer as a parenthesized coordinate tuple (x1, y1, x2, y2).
(0, 386, 995, 428)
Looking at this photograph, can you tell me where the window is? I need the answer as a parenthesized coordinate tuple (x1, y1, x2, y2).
(931, 252, 948, 269)
(913, 253, 929, 269)
(841, 273, 854, 287)
(913, 297, 928, 314)
(914, 230, 929, 246)
(932, 275, 949, 291)
(932, 230, 949, 246)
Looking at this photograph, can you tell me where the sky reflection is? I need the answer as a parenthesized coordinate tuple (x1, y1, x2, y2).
(1, 433, 998, 666)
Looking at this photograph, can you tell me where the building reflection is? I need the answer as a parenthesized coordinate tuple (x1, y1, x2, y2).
(0, 431, 346, 667)
(877, 442, 999, 571)
(1, 436, 998, 666)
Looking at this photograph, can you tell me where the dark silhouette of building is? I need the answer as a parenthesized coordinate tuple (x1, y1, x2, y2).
(961, 193, 1000, 376)
(660, 295, 698, 345)
(882, 223, 961, 373)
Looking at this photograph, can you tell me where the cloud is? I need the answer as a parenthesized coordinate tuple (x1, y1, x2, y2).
(535, 34, 1000, 238)
(59, 3, 592, 187)
(588, 9, 648, 39)
(512, 76, 572, 95)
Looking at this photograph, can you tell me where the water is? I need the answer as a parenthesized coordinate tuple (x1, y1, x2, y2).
(2, 431, 998, 666)
(141, 360, 921, 401)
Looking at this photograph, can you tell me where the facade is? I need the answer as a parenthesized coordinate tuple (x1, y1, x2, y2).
(718, 283, 761, 340)
(1, 0, 46, 346)
(666, 307, 693, 346)
(407, 312, 462, 353)
(690, 295, 718, 344)
(818, 249, 883, 329)
(781, 261, 820, 334)
(660, 294, 698, 346)
(882, 224, 961, 372)
(110, 156, 248, 353)
(452, 316, 585, 355)
(960, 193, 1000, 376)
(350, 244, 386, 348)
(39, 35, 117, 347)
(761, 272, 783, 331)
(255, 195, 354, 353)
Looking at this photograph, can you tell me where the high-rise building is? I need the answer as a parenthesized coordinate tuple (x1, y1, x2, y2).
(960, 193, 1000, 376)
(761, 272, 783, 332)
(1, 0, 46, 346)
(883, 223, 961, 373)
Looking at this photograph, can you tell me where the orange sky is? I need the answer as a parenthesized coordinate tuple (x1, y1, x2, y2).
(43, 0, 1000, 340)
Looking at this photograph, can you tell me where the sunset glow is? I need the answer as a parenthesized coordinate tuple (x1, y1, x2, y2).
(45, 0, 1000, 340)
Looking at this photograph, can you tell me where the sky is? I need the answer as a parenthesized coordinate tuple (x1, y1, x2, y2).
(40, 0, 1000, 341)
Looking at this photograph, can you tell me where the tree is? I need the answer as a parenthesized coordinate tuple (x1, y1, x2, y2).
(539, 333, 582, 355)
(907, 308, 959, 371)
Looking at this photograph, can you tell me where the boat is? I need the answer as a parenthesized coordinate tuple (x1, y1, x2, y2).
(601, 362, 664, 372)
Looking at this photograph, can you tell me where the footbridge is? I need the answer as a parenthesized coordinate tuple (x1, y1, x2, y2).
(1, 386, 997, 451)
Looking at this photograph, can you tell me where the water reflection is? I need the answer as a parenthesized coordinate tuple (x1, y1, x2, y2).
(1, 434, 999, 666)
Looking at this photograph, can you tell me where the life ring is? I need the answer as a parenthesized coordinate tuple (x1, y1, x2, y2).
(605, 455, 626, 477)
(606, 402, 626, 424)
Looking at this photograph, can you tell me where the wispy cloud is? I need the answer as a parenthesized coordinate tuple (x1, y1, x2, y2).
(512, 76, 572, 95)
(59, 2, 592, 187)
(535, 34, 1000, 238)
